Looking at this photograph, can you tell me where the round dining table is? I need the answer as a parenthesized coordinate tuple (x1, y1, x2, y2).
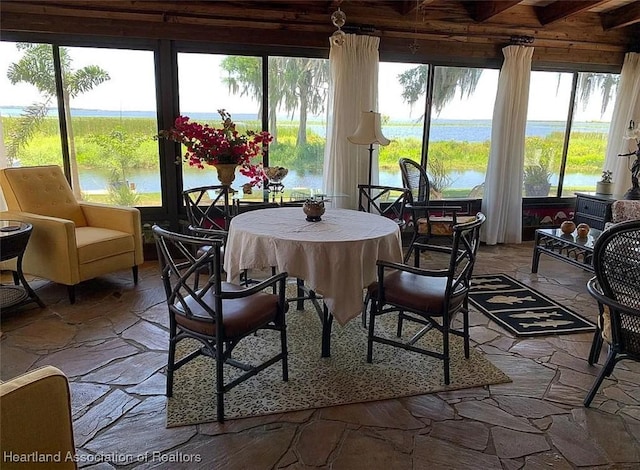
(223, 207, 403, 356)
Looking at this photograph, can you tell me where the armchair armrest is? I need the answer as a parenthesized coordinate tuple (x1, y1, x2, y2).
(79, 202, 141, 234)
(587, 277, 640, 318)
(80, 203, 143, 265)
(1, 210, 79, 284)
(0, 366, 77, 470)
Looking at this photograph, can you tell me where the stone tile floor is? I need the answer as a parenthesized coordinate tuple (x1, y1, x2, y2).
(1, 242, 640, 469)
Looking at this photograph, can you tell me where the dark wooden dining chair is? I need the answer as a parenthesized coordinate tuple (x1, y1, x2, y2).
(153, 225, 289, 422)
(584, 219, 640, 407)
(399, 157, 475, 265)
(366, 213, 486, 385)
(358, 184, 410, 327)
(183, 185, 232, 232)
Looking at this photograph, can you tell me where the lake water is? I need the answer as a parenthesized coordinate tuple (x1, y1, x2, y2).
(2, 107, 607, 192)
(80, 167, 599, 195)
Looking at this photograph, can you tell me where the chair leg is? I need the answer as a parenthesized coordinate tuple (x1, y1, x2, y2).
(443, 329, 450, 385)
(361, 291, 371, 328)
(588, 330, 603, 365)
(396, 312, 404, 337)
(366, 299, 377, 363)
(166, 331, 177, 397)
(296, 278, 305, 310)
(67, 285, 76, 304)
(132, 265, 139, 285)
(280, 324, 289, 382)
(584, 349, 617, 407)
(462, 309, 470, 359)
(216, 346, 225, 423)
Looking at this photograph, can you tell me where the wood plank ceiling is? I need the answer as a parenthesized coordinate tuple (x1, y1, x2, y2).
(1, 0, 639, 69)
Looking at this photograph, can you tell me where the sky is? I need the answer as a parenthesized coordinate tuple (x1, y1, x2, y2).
(0, 41, 614, 122)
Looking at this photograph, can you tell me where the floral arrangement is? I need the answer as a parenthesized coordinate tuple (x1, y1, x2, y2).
(599, 170, 613, 183)
(157, 109, 272, 186)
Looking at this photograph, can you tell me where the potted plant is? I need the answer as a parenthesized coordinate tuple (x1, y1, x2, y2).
(524, 163, 552, 197)
(595, 170, 613, 195)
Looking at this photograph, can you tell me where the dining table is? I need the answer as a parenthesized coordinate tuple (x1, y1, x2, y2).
(223, 207, 404, 357)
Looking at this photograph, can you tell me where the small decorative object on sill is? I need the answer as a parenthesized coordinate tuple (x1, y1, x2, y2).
(242, 183, 253, 195)
(595, 170, 613, 195)
(576, 223, 590, 238)
(303, 198, 326, 222)
(619, 119, 640, 200)
(560, 220, 576, 234)
(264, 166, 288, 193)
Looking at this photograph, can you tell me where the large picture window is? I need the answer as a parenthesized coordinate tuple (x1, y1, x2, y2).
(1, 42, 63, 171)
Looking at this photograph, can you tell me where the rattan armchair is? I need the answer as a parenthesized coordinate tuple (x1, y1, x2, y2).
(584, 219, 640, 407)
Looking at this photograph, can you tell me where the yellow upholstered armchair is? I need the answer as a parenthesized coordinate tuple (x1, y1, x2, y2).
(0, 366, 77, 469)
(0, 165, 143, 303)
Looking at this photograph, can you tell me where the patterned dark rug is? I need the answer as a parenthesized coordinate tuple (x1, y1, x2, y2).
(469, 274, 596, 337)
(166, 293, 510, 426)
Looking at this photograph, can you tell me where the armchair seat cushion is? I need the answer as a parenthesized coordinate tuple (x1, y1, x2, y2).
(76, 227, 135, 264)
(368, 271, 466, 314)
(417, 215, 476, 236)
(175, 282, 279, 337)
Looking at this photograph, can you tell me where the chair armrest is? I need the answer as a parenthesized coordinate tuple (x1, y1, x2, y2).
(220, 271, 288, 299)
(587, 277, 640, 317)
(188, 226, 229, 241)
(376, 259, 448, 278)
(1, 210, 79, 283)
(0, 366, 77, 469)
(79, 202, 141, 234)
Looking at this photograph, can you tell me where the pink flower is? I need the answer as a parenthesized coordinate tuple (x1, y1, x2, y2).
(157, 109, 273, 186)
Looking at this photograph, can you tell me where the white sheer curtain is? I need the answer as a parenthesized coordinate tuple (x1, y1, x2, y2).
(481, 45, 534, 245)
(603, 52, 640, 197)
(323, 34, 380, 209)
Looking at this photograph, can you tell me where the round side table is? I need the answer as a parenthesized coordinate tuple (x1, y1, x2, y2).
(0, 220, 45, 311)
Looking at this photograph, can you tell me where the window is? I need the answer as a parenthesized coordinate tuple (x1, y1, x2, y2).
(378, 61, 428, 188)
(62, 46, 159, 206)
(0, 42, 63, 170)
(267, 56, 329, 197)
(524, 71, 573, 197)
(429, 66, 499, 198)
(563, 72, 617, 196)
(177, 52, 263, 193)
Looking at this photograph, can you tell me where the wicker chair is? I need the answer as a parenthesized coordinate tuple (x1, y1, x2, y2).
(584, 219, 640, 407)
(366, 213, 486, 385)
(399, 158, 475, 265)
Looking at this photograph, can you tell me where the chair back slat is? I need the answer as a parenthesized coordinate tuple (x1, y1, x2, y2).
(447, 213, 485, 301)
(183, 185, 232, 231)
(153, 225, 224, 324)
(357, 184, 409, 227)
(399, 157, 430, 204)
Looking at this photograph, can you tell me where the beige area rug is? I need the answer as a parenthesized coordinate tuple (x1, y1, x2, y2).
(166, 302, 511, 427)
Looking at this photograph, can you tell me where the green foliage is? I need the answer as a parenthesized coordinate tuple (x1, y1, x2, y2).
(106, 182, 140, 207)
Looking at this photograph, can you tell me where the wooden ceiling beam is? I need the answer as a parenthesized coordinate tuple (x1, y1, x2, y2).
(601, 1, 640, 30)
(393, 0, 439, 16)
(462, 1, 522, 23)
(535, 0, 607, 26)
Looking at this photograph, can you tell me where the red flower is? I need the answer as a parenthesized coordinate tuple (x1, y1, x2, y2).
(157, 109, 273, 187)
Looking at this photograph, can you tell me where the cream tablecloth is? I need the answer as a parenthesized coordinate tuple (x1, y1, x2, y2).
(224, 207, 403, 325)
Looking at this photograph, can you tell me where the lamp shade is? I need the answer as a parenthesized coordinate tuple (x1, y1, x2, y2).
(348, 111, 390, 146)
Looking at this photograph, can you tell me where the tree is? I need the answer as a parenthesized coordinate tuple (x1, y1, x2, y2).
(220, 56, 329, 146)
(6, 43, 110, 196)
(398, 65, 483, 118)
(576, 73, 618, 116)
